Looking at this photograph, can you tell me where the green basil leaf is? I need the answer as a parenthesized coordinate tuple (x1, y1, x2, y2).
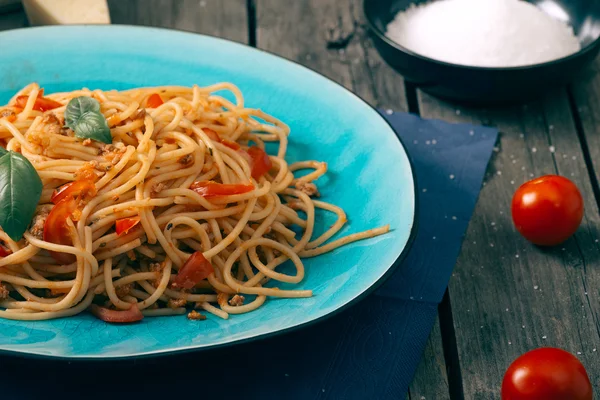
(0, 147, 7, 158)
(64, 96, 112, 144)
(0, 152, 42, 241)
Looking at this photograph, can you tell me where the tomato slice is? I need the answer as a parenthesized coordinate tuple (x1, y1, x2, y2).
(43, 198, 78, 264)
(146, 93, 164, 108)
(222, 140, 241, 150)
(0, 244, 11, 257)
(202, 128, 241, 150)
(190, 180, 254, 198)
(115, 217, 141, 236)
(51, 179, 97, 205)
(15, 90, 62, 112)
(90, 303, 144, 323)
(171, 251, 215, 289)
(247, 146, 272, 179)
(203, 128, 220, 141)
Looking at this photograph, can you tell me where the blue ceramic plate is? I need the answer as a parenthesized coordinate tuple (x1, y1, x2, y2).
(0, 26, 416, 358)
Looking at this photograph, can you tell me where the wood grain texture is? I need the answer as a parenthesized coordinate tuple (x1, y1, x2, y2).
(256, 0, 407, 111)
(255, 1, 448, 398)
(107, 0, 248, 43)
(418, 90, 600, 398)
(409, 318, 450, 400)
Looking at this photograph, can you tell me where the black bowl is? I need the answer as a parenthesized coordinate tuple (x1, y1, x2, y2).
(364, 0, 600, 104)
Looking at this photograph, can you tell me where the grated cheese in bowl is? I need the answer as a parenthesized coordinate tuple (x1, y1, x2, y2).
(385, 0, 581, 68)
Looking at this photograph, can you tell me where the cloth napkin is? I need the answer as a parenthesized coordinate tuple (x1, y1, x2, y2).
(0, 111, 498, 400)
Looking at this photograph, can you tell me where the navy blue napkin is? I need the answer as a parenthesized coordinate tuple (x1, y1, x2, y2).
(0, 111, 497, 400)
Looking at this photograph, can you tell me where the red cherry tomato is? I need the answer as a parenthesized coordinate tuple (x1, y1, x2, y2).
(171, 251, 214, 289)
(51, 179, 96, 204)
(511, 175, 583, 246)
(90, 303, 144, 323)
(247, 146, 272, 179)
(190, 180, 254, 198)
(43, 197, 78, 264)
(115, 216, 141, 236)
(146, 93, 163, 108)
(15, 90, 62, 112)
(502, 348, 592, 400)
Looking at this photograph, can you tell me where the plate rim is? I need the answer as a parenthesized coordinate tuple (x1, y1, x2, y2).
(0, 24, 419, 360)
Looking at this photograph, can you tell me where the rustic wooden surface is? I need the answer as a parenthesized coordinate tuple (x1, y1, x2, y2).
(2, 1, 600, 398)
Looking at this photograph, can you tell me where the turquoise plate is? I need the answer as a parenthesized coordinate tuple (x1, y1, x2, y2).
(0, 26, 416, 358)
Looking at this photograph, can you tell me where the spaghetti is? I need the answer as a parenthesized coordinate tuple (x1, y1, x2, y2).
(0, 83, 389, 322)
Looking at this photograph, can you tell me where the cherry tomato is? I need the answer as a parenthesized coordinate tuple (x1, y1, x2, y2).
(43, 197, 78, 264)
(90, 303, 144, 323)
(171, 251, 214, 289)
(115, 216, 141, 236)
(146, 93, 164, 108)
(15, 90, 62, 112)
(0, 243, 11, 257)
(502, 347, 592, 400)
(203, 128, 221, 142)
(247, 146, 272, 179)
(190, 180, 254, 198)
(511, 175, 583, 246)
(51, 179, 96, 204)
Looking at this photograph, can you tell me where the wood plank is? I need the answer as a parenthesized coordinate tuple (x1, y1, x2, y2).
(107, 0, 248, 43)
(409, 318, 450, 400)
(418, 89, 600, 397)
(256, 1, 448, 398)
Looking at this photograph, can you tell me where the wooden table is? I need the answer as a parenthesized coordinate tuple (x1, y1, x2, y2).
(2, 1, 600, 398)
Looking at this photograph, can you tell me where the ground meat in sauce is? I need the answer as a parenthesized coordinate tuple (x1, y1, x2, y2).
(295, 181, 320, 197)
(187, 310, 207, 320)
(168, 298, 187, 308)
(228, 294, 245, 307)
(41, 114, 63, 135)
(0, 283, 9, 299)
(115, 284, 131, 298)
(100, 143, 126, 164)
(0, 109, 17, 122)
(74, 160, 102, 181)
(178, 154, 193, 166)
(151, 182, 166, 197)
(29, 205, 52, 239)
(150, 262, 165, 287)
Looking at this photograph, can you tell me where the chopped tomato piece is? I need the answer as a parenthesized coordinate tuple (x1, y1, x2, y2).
(49, 288, 70, 296)
(146, 93, 164, 108)
(51, 179, 97, 205)
(202, 128, 241, 150)
(0, 244, 11, 257)
(203, 128, 220, 141)
(115, 217, 141, 236)
(90, 303, 144, 323)
(171, 251, 214, 289)
(247, 146, 272, 179)
(190, 180, 254, 198)
(221, 140, 241, 150)
(43, 197, 78, 264)
(15, 90, 62, 112)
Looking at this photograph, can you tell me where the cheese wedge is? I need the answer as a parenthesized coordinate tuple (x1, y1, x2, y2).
(22, 0, 111, 25)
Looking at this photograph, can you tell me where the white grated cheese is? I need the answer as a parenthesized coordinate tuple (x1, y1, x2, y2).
(385, 0, 580, 67)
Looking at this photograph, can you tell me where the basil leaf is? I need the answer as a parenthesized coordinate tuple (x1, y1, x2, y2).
(65, 96, 112, 144)
(0, 152, 42, 241)
(0, 147, 7, 157)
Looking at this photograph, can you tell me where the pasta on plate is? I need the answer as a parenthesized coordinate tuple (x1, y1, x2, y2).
(0, 83, 389, 322)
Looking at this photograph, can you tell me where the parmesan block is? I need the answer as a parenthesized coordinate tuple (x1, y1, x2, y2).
(22, 0, 111, 25)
